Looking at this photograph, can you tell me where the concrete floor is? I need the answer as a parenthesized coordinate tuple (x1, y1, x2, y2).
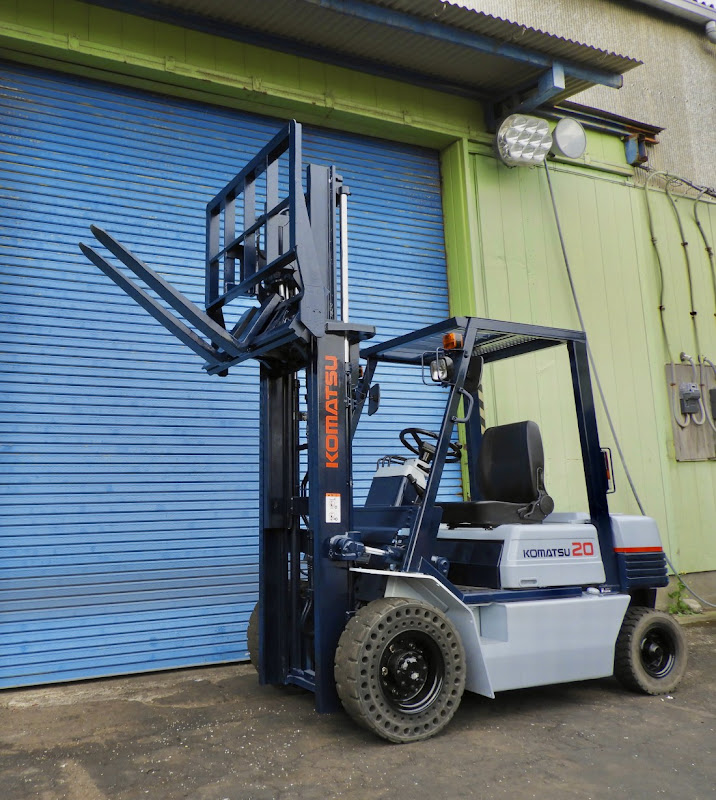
(1, 620, 714, 800)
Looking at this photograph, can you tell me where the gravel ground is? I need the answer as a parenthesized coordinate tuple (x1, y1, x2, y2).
(1, 620, 714, 800)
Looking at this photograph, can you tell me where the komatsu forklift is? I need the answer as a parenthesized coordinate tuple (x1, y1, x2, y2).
(80, 121, 687, 743)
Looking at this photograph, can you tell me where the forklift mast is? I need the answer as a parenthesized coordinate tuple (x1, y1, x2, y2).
(81, 121, 374, 711)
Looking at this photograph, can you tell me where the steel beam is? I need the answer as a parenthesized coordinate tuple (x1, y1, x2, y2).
(498, 63, 567, 115)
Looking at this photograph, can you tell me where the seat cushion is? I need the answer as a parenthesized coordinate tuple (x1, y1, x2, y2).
(479, 420, 544, 502)
(440, 496, 554, 528)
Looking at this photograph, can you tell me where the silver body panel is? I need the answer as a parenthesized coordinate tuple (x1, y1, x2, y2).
(352, 568, 631, 697)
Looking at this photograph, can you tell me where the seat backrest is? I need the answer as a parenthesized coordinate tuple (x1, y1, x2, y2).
(478, 421, 545, 502)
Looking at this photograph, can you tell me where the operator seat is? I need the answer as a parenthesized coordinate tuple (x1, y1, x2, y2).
(440, 421, 554, 528)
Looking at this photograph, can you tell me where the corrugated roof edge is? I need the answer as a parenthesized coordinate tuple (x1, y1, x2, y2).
(371, 0, 642, 67)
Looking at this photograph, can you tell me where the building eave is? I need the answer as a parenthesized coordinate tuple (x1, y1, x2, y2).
(84, 0, 642, 115)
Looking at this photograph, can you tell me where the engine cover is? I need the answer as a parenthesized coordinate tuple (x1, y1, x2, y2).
(437, 523, 605, 589)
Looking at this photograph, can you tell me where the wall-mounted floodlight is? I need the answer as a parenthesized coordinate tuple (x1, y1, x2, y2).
(495, 114, 552, 167)
(552, 118, 587, 159)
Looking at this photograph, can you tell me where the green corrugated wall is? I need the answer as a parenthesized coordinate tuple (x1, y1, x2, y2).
(462, 142, 716, 574)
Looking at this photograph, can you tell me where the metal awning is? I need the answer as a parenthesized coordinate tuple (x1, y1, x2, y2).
(90, 0, 642, 114)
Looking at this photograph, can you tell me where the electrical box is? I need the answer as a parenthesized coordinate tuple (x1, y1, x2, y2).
(679, 382, 701, 415)
(666, 363, 716, 462)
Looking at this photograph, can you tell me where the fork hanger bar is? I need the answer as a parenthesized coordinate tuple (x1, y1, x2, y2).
(90, 226, 243, 358)
(208, 196, 291, 265)
(79, 243, 228, 369)
(206, 248, 298, 313)
(206, 123, 294, 213)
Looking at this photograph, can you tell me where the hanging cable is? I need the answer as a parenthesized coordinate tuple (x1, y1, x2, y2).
(637, 166, 716, 201)
(643, 172, 690, 428)
(543, 159, 716, 609)
(693, 188, 716, 320)
(699, 358, 716, 434)
(666, 179, 702, 358)
(703, 357, 716, 434)
(704, 356, 716, 380)
(543, 160, 645, 514)
(644, 171, 671, 350)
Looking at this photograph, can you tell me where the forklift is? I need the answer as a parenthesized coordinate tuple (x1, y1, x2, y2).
(80, 121, 687, 743)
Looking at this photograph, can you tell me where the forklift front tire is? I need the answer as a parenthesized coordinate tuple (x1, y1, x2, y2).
(614, 607, 688, 695)
(334, 597, 466, 743)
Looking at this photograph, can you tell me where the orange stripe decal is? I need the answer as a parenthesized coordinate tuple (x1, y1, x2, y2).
(614, 547, 663, 553)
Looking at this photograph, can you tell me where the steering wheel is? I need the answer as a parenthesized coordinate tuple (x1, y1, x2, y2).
(399, 427, 462, 464)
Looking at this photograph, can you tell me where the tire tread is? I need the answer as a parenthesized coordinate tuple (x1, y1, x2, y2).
(335, 597, 465, 743)
(614, 606, 687, 695)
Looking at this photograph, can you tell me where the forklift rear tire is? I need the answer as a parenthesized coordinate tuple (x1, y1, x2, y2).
(614, 606, 687, 695)
(247, 603, 259, 672)
(334, 597, 466, 743)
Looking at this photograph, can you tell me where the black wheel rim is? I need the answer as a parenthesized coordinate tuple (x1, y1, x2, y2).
(378, 631, 445, 714)
(639, 626, 677, 679)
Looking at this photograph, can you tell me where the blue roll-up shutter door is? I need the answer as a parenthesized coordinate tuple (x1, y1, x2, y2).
(0, 63, 456, 688)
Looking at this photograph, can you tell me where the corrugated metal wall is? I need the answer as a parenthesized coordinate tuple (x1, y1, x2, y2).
(470, 145, 716, 574)
(0, 62, 455, 688)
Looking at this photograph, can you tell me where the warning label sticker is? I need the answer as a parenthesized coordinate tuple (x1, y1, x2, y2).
(325, 493, 341, 524)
